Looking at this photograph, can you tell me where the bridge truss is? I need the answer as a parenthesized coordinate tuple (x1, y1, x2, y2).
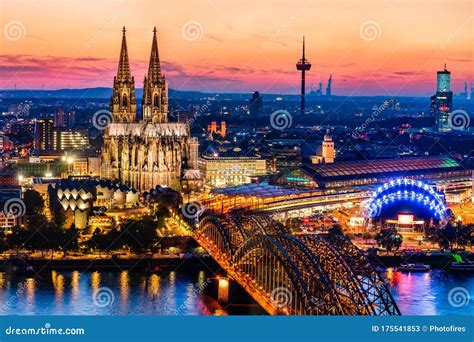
(194, 211, 400, 316)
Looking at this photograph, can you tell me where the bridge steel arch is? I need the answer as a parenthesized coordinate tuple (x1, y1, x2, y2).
(195, 211, 400, 316)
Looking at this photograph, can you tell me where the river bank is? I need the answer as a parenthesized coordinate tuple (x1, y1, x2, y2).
(0, 255, 221, 272)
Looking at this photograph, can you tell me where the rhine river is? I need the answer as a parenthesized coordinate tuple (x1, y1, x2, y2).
(0, 269, 472, 315)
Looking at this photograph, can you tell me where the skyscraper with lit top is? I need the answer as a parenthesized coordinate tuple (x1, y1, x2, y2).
(431, 64, 453, 132)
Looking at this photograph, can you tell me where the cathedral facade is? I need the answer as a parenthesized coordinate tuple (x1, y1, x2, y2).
(101, 27, 192, 191)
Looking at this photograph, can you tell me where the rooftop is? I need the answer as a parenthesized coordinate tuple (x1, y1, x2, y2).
(301, 156, 462, 180)
(213, 182, 308, 198)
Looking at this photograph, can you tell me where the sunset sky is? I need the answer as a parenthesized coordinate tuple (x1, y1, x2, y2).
(0, 0, 473, 95)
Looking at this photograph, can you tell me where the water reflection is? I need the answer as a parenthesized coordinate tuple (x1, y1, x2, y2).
(383, 268, 474, 315)
(0, 269, 471, 315)
(0, 270, 225, 316)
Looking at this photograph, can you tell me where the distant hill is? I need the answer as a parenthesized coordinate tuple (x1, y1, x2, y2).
(0, 87, 430, 102)
(0, 87, 207, 99)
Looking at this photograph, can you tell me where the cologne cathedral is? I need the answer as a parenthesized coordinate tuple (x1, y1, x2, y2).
(101, 27, 194, 191)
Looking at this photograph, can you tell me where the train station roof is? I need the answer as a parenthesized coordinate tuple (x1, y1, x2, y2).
(213, 182, 309, 198)
(301, 156, 463, 181)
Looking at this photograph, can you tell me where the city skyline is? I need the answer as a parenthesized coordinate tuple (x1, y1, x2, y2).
(1, 0, 473, 95)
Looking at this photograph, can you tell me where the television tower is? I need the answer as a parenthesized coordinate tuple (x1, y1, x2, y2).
(296, 36, 311, 114)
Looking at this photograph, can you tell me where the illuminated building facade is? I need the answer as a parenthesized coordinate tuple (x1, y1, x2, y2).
(48, 178, 139, 229)
(206, 156, 471, 214)
(198, 155, 267, 187)
(431, 65, 453, 132)
(52, 129, 89, 150)
(366, 178, 449, 232)
(311, 131, 335, 164)
(101, 27, 193, 191)
(33, 119, 54, 150)
(207, 121, 226, 137)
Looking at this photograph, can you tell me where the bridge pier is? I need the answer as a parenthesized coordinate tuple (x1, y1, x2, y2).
(217, 277, 229, 303)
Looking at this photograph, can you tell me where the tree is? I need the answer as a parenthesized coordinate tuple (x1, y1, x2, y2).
(155, 206, 170, 228)
(362, 231, 373, 242)
(6, 226, 29, 254)
(52, 209, 67, 229)
(87, 228, 110, 256)
(328, 224, 344, 236)
(24, 214, 50, 256)
(425, 223, 473, 249)
(0, 232, 9, 253)
(376, 227, 403, 253)
(23, 189, 44, 216)
(62, 225, 79, 255)
(120, 216, 158, 254)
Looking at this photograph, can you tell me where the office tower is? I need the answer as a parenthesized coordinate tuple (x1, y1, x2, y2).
(249, 91, 263, 117)
(33, 118, 54, 150)
(430, 65, 453, 132)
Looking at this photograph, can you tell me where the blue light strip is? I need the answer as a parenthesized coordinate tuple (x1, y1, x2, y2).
(366, 178, 447, 223)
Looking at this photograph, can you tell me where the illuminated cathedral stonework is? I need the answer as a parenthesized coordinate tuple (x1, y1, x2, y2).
(101, 27, 192, 191)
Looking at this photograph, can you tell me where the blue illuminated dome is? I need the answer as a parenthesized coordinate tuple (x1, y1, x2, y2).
(366, 178, 448, 224)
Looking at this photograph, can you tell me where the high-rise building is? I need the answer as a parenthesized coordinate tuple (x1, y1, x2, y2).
(101, 27, 192, 191)
(33, 118, 54, 150)
(54, 107, 75, 128)
(437, 66, 450, 92)
(54, 107, 65, 127)
(189, 137, 199, 169)
(431, 65, 453, 132)
(249, 91, 262, 117)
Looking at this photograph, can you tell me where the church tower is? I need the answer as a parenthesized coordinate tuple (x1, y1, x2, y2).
(142, 27, 168, 123)
(322, 129, 335, 163)
(110, 27, 137, 123)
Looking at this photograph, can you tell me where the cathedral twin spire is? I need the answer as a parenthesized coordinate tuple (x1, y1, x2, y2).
(117, 27, 132, 83)
(111, 26, 168, 124)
